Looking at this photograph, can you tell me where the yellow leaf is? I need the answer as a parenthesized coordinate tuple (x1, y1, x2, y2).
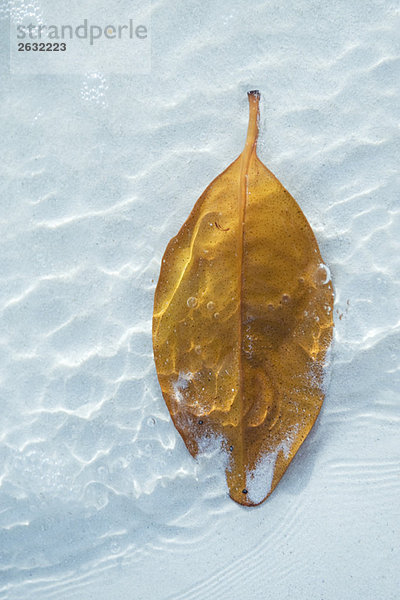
(153, 91, 334, 506)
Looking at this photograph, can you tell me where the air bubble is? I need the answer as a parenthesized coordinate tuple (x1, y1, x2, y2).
(187, 296, 198, 308)
(207, 301, 215, 311)
(143, 444, 152, 457)
(97, 465, 108, 479)
(316, 263, 331, 285)
(147, 417, 156, 427)
(213, 312, 220, 319)
(111, 542, 120, 554)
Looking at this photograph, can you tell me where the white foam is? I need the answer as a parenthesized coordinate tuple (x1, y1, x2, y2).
(172, 370, 193, 404)
(246, 425, 300, 504)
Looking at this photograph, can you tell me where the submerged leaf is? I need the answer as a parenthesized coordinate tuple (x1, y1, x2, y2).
(153, 91, 334, 506)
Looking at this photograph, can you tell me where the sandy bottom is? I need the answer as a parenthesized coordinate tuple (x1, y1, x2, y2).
(0, 1, 399, 599)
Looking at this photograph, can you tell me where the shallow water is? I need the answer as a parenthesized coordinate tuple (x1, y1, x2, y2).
(0, 0, 399, 599)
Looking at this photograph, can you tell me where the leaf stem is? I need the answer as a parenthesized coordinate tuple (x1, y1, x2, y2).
(245, 90, 260, 155)
(236, 91, 261, 497)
